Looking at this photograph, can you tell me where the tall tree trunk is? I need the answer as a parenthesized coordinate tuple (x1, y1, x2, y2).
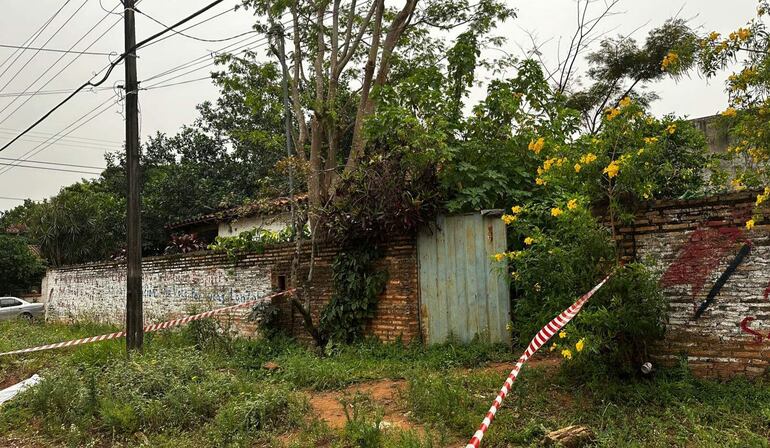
(345, 0, 384, 175)
(309, 2, 327, 228)
(291, 4, 308, 159)
(344, 0, 418, 176)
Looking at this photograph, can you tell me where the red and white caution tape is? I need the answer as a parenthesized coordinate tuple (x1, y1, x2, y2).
(0, 289, 294, 357)
(465, 275, 612, 448)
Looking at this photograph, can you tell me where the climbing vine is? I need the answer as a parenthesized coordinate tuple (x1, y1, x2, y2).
(319, 248, 388, 344)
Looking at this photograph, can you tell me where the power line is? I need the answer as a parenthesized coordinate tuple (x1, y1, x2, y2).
(0, 127, 120, 145)
(136, 7, 255, 43)
(0, 94, 118, 176)
(0, 162, 101, 175)
(0, 156, 105, 171)
(0, 0, 226, 154)
(139, 6, 236, 50)
(0, 196, 29, 202)
(0, 0, 72, 78)
(0, 43, 112, 56)
(0, 9, 123, 125)
(0, 0, 90, 95)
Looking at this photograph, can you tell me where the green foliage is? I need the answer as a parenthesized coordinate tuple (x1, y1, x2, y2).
(0, 234, 45, 295)
(320, 249, 388, 344)
(505, 204, 615, 343)
(558, 263, 668, 380)
(322, 151, 442, 247)
(9, 181, 125, 267)
(566, 18, 699, 133)
(503, 202, 666, 379)
(208, 226, 300, 260)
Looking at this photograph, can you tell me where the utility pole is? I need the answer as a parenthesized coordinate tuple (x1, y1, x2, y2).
(124, 0, 143, 352)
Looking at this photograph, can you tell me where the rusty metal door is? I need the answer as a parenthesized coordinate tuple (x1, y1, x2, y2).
(418, 212, 510, 344)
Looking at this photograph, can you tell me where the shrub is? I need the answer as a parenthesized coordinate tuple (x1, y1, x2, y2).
(502, 203, 666, 380)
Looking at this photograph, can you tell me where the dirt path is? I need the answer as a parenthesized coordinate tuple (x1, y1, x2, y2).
(306, 356, 562, 432)
(308, 379, 412, 430)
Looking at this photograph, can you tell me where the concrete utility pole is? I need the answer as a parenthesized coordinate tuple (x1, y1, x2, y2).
(124, 0, 143, 352)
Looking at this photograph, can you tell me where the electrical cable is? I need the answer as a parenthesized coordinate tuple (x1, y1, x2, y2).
(0, 156, 105, 170)
(0, 94, 119, 176)
(139, 6, 236, 50)
(0, 127, 120, 145)
(0, 44, 112, 56)
(0, 8, 123, 124)
(0, 0, 90, 94)
(0, 0, 226, 154)
(0, 0, 72, 77)
(136, 7, 255, 43)
(0, 162, 101, 175)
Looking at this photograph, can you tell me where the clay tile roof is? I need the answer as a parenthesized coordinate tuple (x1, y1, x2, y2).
(165, 194, 308, 231)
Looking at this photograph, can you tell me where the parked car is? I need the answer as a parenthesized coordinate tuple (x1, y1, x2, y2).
(0, 297, 44, 321)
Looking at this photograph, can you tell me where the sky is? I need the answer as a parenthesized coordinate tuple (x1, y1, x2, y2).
(0, 0, 758, 213)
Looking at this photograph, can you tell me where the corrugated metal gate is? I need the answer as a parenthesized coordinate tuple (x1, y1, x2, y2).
(417, 212, 510, 344)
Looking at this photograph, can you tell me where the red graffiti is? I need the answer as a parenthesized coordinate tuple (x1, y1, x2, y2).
(764, 281, 770, 301)
(660, 227, 744, 297)
(740, 316, 766, 344)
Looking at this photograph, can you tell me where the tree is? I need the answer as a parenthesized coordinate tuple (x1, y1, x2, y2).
(0, 234, 46, 295)
(238, 0, 515, 223)
(690, 0, 770, 227)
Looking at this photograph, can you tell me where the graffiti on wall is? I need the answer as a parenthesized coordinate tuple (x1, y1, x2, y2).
(658, 221, 770, 343)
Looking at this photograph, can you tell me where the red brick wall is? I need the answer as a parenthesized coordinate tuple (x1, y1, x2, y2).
(269, 237, 421, 343)
(618, 192, 769, 377)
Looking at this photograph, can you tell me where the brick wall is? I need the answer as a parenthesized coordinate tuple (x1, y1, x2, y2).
(617, 191, 770, 377)
(42, 237, 420, 343)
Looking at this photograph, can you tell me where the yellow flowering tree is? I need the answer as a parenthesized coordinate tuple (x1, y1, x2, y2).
(692, 0, 770, 227)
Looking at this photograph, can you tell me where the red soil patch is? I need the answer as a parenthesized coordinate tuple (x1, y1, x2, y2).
(308, 379, 411, 430)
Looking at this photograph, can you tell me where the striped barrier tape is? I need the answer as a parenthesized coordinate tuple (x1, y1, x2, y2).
(0, 289, 295, 357)
(465, 274, 613, 448)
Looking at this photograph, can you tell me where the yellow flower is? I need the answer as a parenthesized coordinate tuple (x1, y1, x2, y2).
(606, 107, 621, 120)
(535, 177, 546, 186)
(501, 214, 518, 225)
(511, 205, 523, 214)
(493, 253, 506, 262)
(559, 331, 567, 339)
(510, 271, 520, 281)
(666, 124, 677, 134)
(567, 199, 578, 211)
(619, 96, 632, 108)
(731, 178, 746, 191)
(643, 137, 658, 145)
(524, 237, 535, 246)
(722, 107, 737, 117)
(543, 158, 557, 171)
(637, 148, 645, 156)
(746, 219, 755, 230)
(561, 349, 573, 360)
(738, 27, 751, 41)
(709, 31, 721, 41)
(574, 163, 582, 173)
(551, 207, 563, 217)
(550, 343, 558, 352)
(661, 52, 679, 70)
(575, 338, 585, 352)
(603, 160, 620, 178)
(580, 153, 597, 164)
(528, 137, 545, 154)
(756, 194, 768, 206)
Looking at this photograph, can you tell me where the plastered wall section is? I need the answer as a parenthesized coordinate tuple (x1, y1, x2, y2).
(617, 192, 770, 377)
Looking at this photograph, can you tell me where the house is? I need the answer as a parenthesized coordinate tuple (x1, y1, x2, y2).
(165, 194, 307, 242)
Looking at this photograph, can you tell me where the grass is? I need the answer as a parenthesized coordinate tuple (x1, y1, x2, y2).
(2, 319, 770, 447)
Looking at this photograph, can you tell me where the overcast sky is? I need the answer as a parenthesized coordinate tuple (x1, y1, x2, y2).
(0, 0, 757, 213)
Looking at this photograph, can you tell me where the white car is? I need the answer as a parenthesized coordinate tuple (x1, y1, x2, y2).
(0, 297, 44, 321)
